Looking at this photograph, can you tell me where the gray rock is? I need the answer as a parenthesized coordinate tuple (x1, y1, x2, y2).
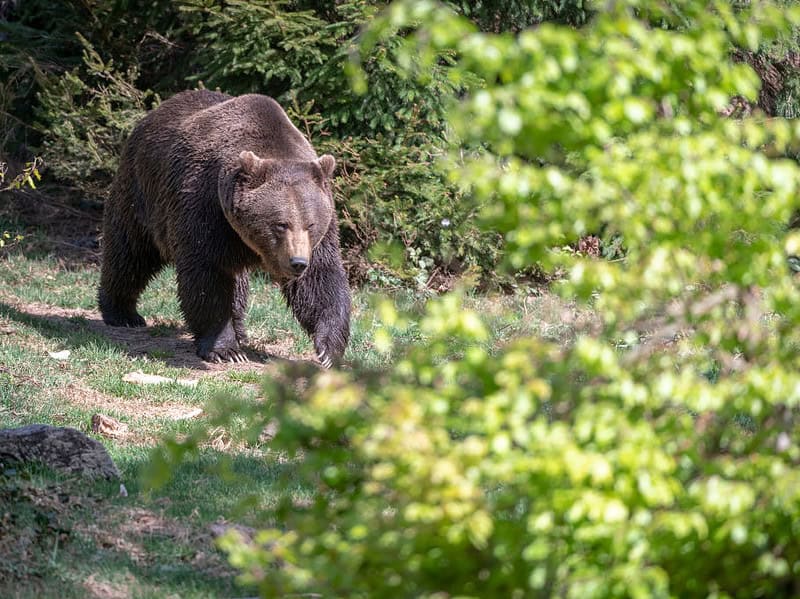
(0, 424, 120, 479)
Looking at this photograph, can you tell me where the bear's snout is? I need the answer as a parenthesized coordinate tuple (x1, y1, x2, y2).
(290, 256, 308, 275)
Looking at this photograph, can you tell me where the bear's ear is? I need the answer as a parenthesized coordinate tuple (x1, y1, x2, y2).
(238, 150, 281, 184)
(238, 150, 262, 175)
(318, 154, 336, 179)
(219, 151, 263, 213)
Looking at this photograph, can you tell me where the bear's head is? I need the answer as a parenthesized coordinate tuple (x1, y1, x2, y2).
(219, 150, 336, 280)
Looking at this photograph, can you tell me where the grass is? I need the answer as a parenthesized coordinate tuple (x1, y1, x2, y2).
(0, 250, 579, 598)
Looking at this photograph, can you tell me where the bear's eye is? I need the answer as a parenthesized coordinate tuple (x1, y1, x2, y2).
(274, 223, 288, 233)
(307, 223, 315, 230)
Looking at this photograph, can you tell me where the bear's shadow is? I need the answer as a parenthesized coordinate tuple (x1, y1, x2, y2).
(0, 300, 309, 373)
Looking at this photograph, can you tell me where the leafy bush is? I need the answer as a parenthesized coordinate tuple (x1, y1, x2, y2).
(34, 35, 155, 194)
(0, 157, 41, 192)
(0, 0, 180, 153)
(0, 157, 39, 249)
(171, 1, 800, 596)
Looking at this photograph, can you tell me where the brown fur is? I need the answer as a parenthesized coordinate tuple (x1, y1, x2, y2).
(98, 90, 351, 365)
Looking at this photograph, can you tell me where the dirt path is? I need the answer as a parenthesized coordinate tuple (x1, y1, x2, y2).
(0, 296, 312, 375)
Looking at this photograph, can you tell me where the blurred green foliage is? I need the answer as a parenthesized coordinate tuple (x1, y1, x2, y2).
(152, 1, 800, 596)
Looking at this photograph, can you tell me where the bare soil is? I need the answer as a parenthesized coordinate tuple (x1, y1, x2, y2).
(0, 296, 317, 374)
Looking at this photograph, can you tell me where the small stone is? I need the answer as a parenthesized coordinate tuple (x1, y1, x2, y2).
(122, 370, 198, 388)
(48, 350, 71, 360)
(91, 413, 129, 439)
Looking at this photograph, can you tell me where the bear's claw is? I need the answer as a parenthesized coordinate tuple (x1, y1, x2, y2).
(201, 348, 249, 364)
(317, 350, 333, 369)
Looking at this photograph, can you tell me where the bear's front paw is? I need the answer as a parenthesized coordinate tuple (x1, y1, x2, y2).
(196, 326, 249, 364)
(201, 347, 249, 364)
(314, 328, 346, 369)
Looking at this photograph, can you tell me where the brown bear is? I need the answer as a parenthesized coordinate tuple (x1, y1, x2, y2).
(98, 90, 350, 367)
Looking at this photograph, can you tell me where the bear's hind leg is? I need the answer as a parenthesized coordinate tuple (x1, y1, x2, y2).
(176, 259, 247, 363)
(98, 229, 163, 328)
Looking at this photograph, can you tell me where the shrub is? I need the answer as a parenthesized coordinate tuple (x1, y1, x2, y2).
(0, 0, 179, 156)
(0, 157, 41, 192)
(178, 0, 336, 98)
(34, 34, 155, 195)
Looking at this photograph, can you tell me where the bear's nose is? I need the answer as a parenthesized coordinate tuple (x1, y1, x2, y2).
(290, 257, 308, 274)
